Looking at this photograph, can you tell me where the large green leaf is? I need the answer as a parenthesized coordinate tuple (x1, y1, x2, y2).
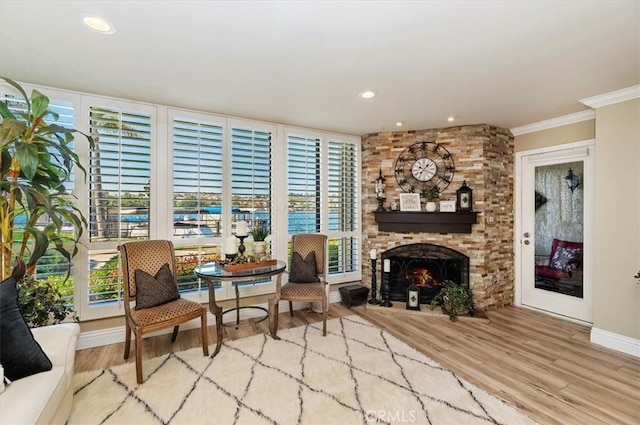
(14, 141, 40, 180)
(0, 101, 17, 120)
(0, 119, 25, 148)
(30, 90, 49, 119)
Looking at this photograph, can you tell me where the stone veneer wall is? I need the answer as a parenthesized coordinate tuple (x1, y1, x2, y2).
(361, 124, 514, 310)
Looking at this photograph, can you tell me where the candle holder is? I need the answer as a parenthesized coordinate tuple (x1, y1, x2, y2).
(368, 259, 380, 305)
(236, 235, 247, 259)
(381, 264, 393, 307)
(224, 253, 237, 263)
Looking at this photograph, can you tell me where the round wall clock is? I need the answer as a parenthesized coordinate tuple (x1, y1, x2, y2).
(394, 141, 456, 193)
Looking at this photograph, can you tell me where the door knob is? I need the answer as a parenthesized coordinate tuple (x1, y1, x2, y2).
(523, 232, 530, 238)
(524, 240, 530, 245)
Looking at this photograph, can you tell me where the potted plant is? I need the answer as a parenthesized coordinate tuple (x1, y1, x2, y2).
(1, 78, 92, 324)
(249, 225, 270, 256)
(422, 186, 440, 212)
(429, 280, 474, 321)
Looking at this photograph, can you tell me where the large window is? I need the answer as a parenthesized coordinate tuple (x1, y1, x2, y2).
(0, 87, 78, 304)
(2, 81, 361, 321)
(286, 129, 361, 283)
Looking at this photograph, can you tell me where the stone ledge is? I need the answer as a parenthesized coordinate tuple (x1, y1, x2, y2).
(361, 302, 490, 323)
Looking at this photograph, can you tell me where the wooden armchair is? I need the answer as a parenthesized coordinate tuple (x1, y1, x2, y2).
(269, 234, 328, 338)
(118, 240, 208, 383)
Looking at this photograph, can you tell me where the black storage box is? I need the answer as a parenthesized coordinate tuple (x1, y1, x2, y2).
(339, 284, 369, 308)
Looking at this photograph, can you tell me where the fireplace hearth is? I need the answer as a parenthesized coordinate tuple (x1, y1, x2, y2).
(382, 243, 469, 305)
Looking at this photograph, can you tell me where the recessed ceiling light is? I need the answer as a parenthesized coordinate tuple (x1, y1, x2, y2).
(359, 91, 376, 99)
(79, 13, 116, 34)
(447, 116, 455, 122)
(396, 121, 404, 127)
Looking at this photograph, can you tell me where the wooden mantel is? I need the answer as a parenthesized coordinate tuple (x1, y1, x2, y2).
(373, 211, 479, 233)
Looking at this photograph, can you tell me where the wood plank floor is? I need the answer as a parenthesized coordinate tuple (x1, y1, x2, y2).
(75, 304, 640, 425)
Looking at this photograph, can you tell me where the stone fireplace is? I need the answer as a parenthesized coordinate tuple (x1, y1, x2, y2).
(382, 243, 469, 305)
(362, 124, 515, 311)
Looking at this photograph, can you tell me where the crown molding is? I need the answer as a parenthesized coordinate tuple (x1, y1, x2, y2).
(510, 110, 595, 136)
(579, 85, 640, 108)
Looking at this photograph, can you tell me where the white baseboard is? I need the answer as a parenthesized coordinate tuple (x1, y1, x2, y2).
(77, 293, 343, 350)
(590, 327, 640, 358)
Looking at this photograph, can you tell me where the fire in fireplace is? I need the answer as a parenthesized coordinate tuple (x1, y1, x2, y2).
(381, 243, 470, 305)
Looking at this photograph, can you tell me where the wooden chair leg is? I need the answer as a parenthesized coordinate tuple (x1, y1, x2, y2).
(322, 297, 327, 336)
(171, 325, 179, 342)
(201, 311, 209, 356)
(289, 301, 294, 317)
(135, 330, 143, 384)
(124, 322, 131, 359)
(269, 298, 280, 339)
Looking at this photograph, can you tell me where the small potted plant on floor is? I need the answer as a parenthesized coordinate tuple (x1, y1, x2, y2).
(429, 280, 474, 321)
(422, 186, 440, 212)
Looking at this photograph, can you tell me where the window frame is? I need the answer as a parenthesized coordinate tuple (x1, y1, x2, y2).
(1, 81, 361, 321)
(284, 127, 362, 285)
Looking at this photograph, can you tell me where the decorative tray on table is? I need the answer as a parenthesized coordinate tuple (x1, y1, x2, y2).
(220, 259, 277, 272)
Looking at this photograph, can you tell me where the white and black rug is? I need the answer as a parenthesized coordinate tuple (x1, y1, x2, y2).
(70, 316, 537, 424)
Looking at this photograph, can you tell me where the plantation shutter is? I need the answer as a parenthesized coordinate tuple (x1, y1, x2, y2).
(172, 117, 224, 237)
(231, 126, 272, 228)
(86, 106, 152, 306)
(286, 135, 321, 234)
(327, 139, 359, 274)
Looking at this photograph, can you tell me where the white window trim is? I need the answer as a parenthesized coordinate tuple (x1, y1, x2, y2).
(3, 81, 361, 321)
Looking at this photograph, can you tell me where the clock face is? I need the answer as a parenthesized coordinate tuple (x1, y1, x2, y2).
(394, 141, 455, 194)
(411, 158, 437, 182)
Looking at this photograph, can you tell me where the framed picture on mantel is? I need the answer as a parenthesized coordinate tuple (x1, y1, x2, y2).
(399, 193, 421, 212)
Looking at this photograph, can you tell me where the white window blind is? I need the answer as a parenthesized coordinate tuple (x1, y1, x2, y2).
(327, 139, 359, 274)
(231, 126, 272, 230)
(287, 135, 321, 234)
(172, 116, 224, 237)
(286, 131, 361, 282)
(230, 124, 272, 288)
(86, 106, 152, 307)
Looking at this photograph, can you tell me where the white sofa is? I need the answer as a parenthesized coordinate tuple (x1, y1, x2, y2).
(1, 323, 80, 425)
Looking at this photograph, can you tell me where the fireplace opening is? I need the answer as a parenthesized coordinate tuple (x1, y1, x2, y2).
(382, 243, 469, 305)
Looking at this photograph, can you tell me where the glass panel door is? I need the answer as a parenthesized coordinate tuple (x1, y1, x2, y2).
(519, 143, 593, 323)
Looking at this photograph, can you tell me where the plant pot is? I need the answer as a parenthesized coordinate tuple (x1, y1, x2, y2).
(253, 241, 267, 255)
(441, 304, 470, 317)
(425, 201, 437, 212)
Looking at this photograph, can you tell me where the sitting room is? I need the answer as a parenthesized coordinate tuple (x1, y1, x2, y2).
(1, 1, 638, 424)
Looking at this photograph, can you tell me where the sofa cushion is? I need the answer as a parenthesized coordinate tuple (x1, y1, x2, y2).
(0, 276, 52, 381)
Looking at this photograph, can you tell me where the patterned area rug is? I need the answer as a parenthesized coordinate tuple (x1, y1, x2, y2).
(70, 316, 537, 424)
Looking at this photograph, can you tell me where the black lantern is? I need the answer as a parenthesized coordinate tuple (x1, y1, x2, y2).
(375, 168, 386, 211)
(456, 180, 473, 212)
(406, 283, 420, 311)
(565, 168, 580, 193)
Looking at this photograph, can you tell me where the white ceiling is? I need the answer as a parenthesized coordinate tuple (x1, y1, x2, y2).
(1, 1, 638, 136)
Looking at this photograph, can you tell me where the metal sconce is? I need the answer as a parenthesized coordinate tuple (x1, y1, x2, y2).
(565, 168, 580, 193)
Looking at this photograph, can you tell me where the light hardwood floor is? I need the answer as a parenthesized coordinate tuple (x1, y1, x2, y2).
(75, 304, 640, 425)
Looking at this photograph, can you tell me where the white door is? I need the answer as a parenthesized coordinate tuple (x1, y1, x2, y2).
(516, 141, 594, 323)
